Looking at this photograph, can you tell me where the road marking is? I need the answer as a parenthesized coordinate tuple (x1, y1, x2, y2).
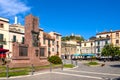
(53, 72, 102, 79)
(64, 69, 120, 76)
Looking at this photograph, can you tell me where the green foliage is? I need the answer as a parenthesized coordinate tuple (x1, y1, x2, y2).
(0, 70, 29, 77)
(63, 64, 74, 68)
(101, 44, 120, 57)
(88, 62, 99, 65)
(48, 55, 62, 64)
(62, 35, 84, 42)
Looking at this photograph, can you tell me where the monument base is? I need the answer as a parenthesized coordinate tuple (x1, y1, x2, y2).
(9, 57, 49, 68)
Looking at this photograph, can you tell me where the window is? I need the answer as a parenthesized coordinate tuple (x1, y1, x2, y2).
(18, 29, 21, 32)
(35, 50, 38, 57)
(48, 40, 50, 45)
(57, 41, 59, 45)
(0, 45, 3, 48)
(105, 40, 108, 44)
(22, 37, 24, 44)
(91, 43, 93, 46)
(52, 48, 54, 52)
(97, 48, 100, 52)
(57, 47, 59, 52)
(43, 39, 45, 44)
(97, 41, 100, 46)
(106, 35, 109, 38)
(99, 36, 101, 38)
(19, 46, 28, 56)
(40, 48, 45, 56)
(84, 43, 86, 46)
(13, 35, 16, 42)
(0, 24, 4, 28)
(48, 47, 50, 51)
(116, 40, 119, 44)
(116, 32, 119, 37)
(52, 40, 54, 45)
(0, 34, 3, 41)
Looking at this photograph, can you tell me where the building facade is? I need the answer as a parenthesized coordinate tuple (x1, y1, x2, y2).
(61, 40, 80, 55)
(0, 17, 9, 49)
(81, 40, 95, 54)
(0, 15, 61, 60)
(80, 30, 120, 56)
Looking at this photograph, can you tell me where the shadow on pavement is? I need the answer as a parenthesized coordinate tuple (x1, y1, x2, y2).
(110, 65, 120, 68)
(112, 77, 120, 80)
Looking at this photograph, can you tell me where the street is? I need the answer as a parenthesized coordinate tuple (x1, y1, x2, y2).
(1, 60, 120, 80)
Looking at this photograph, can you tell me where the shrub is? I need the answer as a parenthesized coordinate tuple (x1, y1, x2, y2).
(88, 61, 99, 65)
(48, 55, 62, 64)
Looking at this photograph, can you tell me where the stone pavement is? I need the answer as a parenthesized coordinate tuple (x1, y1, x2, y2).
(0, 60, 120, 80)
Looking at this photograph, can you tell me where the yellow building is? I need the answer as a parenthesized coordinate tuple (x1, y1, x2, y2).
(81, 40, 95, 54)
(0, 17, 9, 49)
(97, 30, 120, 47)
(61, 40, 80, 55)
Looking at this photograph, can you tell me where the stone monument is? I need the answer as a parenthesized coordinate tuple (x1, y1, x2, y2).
(10, 14, 49, 67)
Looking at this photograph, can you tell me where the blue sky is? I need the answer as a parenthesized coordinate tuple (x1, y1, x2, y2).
(0, 0, 120, 39)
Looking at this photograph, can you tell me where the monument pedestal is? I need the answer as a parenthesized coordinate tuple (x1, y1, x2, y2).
(9, 14, 49, 68)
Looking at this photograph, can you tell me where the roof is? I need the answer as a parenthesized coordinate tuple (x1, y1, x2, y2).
(43, 32, 55, 40)
(96, 30, 120, 35)
(54, 32, 62, 36)
(0, 17, 9, 23)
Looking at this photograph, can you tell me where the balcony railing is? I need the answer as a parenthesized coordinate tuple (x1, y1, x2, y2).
(0, 38, 6, 45)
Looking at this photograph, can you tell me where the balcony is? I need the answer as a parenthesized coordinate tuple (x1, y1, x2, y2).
(0, 38, 6, 45)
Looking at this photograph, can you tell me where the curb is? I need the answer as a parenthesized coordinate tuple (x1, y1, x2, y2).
(0, 65, 78, 79)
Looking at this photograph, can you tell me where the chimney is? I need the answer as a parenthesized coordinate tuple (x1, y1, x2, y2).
(14, 16, 18, 24)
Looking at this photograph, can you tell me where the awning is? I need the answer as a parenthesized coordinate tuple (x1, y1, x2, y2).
(73, 53, 95, 57)
(73, 53, 81, 56)
(0, 48, 9, 58)
(81, 53, 95, 56)
(0, 48, 9, 53)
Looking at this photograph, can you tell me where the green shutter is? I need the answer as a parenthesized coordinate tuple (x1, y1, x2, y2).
(13, 35, 16, 42)
(22, 37, 24, 43)
(0, 34, 3, 41)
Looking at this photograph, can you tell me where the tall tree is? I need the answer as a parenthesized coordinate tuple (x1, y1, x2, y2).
(101, 44, 120, 57)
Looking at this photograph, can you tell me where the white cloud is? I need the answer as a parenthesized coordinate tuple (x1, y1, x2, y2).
(0, 0, 31, 17)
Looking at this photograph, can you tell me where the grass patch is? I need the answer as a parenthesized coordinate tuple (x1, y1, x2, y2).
(64, 64, 75, 68)
(8, 71, 29, 77)
(0, 64, 62, 77)
(87, 61, 99, 66)
(0, 65, 6, 70)
(0, 70, 29, 77)
(0, 64, 74, 77)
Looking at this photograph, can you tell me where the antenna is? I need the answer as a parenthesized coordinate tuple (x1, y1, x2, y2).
(14, 16, 18, 24)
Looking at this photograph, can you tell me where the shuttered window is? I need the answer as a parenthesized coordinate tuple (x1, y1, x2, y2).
(0, 34, 3, 41)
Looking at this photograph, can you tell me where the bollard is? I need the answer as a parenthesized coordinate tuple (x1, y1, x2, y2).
(61, 62, 64, 70)
(50, 62, 52, 72)
(75, 60, 78, 66)
(31, 64, 34, 75)
(71, 60, 73, 64)
(64, 59, 66, 64)
(6, 65, 9, 78)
